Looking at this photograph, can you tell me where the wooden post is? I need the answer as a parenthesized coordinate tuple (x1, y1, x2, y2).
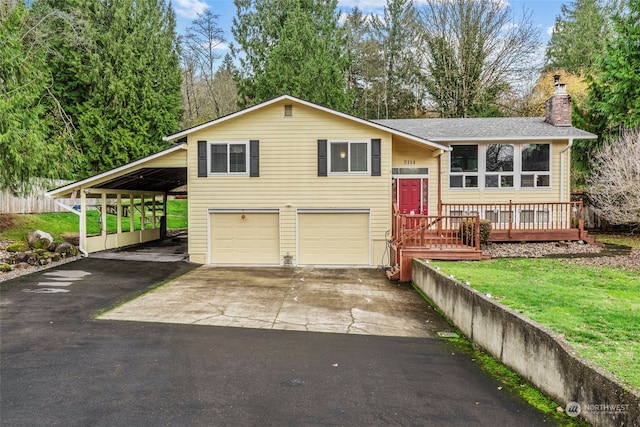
(508, 200, 513, 239)
(101, 193, 107, 237)
(116, 194, 122, 234)
(475, 215, 480, 250)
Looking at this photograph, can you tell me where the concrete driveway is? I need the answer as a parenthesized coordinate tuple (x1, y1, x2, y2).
(100, 266, 451, 338)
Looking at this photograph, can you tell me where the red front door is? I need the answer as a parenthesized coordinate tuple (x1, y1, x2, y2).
(399, 179, 423, 214)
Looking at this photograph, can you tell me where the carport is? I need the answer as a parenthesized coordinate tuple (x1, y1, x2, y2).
(45, 144, 187, 255)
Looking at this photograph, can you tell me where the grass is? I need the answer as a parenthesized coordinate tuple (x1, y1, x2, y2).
(430, 257, 640, 390)
(0, 199, 188, 243)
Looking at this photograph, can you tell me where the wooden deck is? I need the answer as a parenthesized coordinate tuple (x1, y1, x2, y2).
(387, 200, 595, 282)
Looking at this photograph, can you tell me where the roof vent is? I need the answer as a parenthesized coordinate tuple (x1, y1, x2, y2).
(284, 104, 293, 117)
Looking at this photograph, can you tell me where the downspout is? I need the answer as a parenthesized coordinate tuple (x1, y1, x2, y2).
(560, 138, 573, 203)
(52, 200, 89, 257)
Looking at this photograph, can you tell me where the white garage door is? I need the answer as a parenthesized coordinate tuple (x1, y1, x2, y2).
(298, 211, 370, 265)
(210, 211, 280, 265)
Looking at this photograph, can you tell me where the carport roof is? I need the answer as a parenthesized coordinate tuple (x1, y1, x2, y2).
(46, 144, 187, 198)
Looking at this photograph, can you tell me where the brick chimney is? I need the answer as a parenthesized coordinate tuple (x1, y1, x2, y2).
(544, 74, 572, 127)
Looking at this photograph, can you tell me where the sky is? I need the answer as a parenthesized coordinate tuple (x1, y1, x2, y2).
(171, 0, 566, 63)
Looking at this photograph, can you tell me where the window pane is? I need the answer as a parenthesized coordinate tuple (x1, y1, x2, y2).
(350, 143, 368, 172)
(486, 144, 514, 172)
(536, 174, 550, 187)
(450, 176, 463, 188)
(331, 142, 349, 172)
(486, 175, 499, 187)
(501, 175, 514, 187)
(485, 210, 499, 222)
(520, 210, 535, 223)
(465, 176, 478, 188)
(521, 174, 534, 187)
(537, 210, 550, 224)
(229, 144, 246, 172)
(451, 145, 478, 172)
(522, 144, 550, 171)
(211, 144, 227, 173)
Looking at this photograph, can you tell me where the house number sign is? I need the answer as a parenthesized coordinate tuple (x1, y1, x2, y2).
(403, 160, 416, 165)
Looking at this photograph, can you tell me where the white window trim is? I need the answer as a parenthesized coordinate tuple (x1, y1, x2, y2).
(520, 143, 551, 189)
(328, 140, 370, 175)
(449, 144, 479, 189)
(484, 143, 515, 189)
(448, 143, 552, 190)
(208, 141, 250, 176)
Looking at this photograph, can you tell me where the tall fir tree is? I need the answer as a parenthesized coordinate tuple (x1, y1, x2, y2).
(232, 0, 353, 111)
(40, 0, 182, 176)
(586, 0, 640, 137)
(0, 1, 76, 194)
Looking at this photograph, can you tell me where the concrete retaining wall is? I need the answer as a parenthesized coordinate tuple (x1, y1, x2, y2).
(412, 258, 640, 427)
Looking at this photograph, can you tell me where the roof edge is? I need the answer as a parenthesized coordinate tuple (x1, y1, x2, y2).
(163, 95, 450, 152)
(46, 143, 187, 197)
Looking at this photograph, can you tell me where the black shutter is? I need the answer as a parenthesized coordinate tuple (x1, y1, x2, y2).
(318, 139, 327, 176)
(371, 138, 381, 176)
(250, 140, 259, 177)
(197, 140, 207, 177)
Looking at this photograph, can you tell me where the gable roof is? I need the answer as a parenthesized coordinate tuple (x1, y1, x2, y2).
(163, 95, 451, 151)
(374, 117, 597, 142)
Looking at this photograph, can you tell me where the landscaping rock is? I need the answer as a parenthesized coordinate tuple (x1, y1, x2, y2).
(26, 230, 53, 250)
(54, 242, 79, 258)
(6, 241, 28, 253)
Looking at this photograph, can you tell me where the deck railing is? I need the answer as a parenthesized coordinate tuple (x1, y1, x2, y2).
(440, 200, 584, 239)
(392, 205, 481, 250)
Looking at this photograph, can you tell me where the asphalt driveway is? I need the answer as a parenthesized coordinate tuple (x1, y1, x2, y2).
(0, 256, 557, 426)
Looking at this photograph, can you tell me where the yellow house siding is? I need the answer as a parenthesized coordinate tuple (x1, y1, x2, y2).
(440, 140, 567, 205)
(186, 99, 391, 266)
(391, 140, 441, 215)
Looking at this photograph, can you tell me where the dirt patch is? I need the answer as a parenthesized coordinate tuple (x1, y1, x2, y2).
(0, 214, 16, 232)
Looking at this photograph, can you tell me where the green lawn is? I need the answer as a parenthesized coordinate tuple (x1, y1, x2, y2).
(0, 199, 188, 243)
(430, 257, 640, 390)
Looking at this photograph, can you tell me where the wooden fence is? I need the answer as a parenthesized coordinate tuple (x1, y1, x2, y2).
(0, 181, 73, 214)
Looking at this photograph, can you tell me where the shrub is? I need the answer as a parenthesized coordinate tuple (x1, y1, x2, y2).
(459, 219, 492, 247)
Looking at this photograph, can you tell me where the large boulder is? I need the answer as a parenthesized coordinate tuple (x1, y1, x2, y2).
(26, 230, 54, 250)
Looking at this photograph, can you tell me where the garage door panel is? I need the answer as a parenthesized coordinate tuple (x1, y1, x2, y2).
(211, 213, 279, 265)
(298, 213, 369, 265)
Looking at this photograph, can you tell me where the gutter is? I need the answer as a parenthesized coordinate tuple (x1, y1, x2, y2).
(52, 200, 88, 257)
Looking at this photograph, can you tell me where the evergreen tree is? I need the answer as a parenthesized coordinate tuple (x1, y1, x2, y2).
(232, 0, 353, 111)
(41, 0, 182, 176)
(544, 0, 616, 76)
(0, 1, 75, 195)
(587, 0, 640, 136)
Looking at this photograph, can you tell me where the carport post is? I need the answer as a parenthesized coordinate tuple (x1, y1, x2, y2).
(116, 194, 122, 234)
(80, 190, 87, 254)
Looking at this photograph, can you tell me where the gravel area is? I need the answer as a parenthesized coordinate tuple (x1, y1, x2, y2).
(0, 239, 82, 283)
(484, 241, 602, 258)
